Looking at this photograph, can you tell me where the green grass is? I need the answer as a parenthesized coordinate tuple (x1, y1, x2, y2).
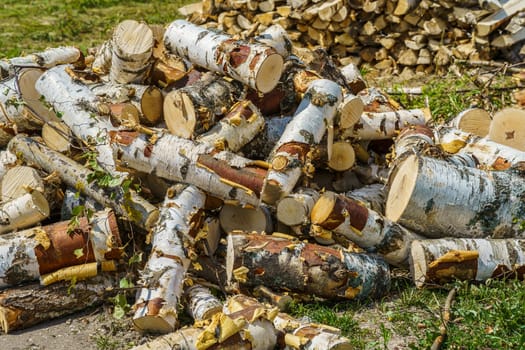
(0, 0, 192, 58)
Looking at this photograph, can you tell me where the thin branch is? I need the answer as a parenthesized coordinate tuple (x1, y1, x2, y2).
(430, 287, 458, 350)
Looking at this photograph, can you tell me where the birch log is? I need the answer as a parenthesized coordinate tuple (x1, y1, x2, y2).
(449, 108, 492, 137)
(109, 20, 154, 84)
(0, 209, 121, 289)
(240, 116, 292, 160)
(15, 68, 58, 123)
(41, 120, 74, 154)
(262, 79, 343, 204)
(393, 124, 436, 160)
(196, 100, 265, 152)
(226, 233, 390, 300)
(487, 107, 525, 151)
(91, 39, 113, 75)
(0, 150, 16, 180)
(226, 294, 352, 350)
(436, 126, 525, 170)
(35, 65, 119, 174)
(276, 187, 319, 226)
(346, 183, 386, 214)
(0, 273, 120, 333)
(311, 191, 421, 267)
(219, 203, 273, 234)
(0, 191, 50, 235)
(340, 63, 367, 94)
(337, 93, 365, 129)
(163, 73, 246, 139)
(410, 238, 525, 287)
(133, 184, 206, 333)
(0, 46, 83, 79)
(109, 130, 266, 206)
(254, 24, 293, 58)
(184, 283, 223, 321)
(386, 154, 525, 238)
(164, 20, 284, 93)
(341, 108, 431, 140)
(8, 135, 159, 230)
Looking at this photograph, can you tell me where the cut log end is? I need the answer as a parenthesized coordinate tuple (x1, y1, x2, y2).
(140, 86, 163, 125)
(488, 108, 525, 151)
(327, 141, 355, 171)
(310, 191, 336, 225)
(42, 121, 72, 153)
(338, 95, 364, 129)
(114, 20, 154, 56)
(255, 53, 284, 94)
(453, 108, 491, 137)
(277, 197, 309, 226)
(409, 240, 429, 288)
(219, 203, 271, 234)
(385, 154, 418, 223)
(163, 91, 196, 139)
(133, 315, 176, 334)
(261, 179, 284, 205)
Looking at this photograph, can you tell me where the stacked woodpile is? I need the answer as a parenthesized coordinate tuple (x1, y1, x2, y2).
(179, 0, 525, 72)
(0, 16, 524, 349)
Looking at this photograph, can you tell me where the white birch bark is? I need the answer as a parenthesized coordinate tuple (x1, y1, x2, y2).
(262, 79, 343, 204)
(133, 184, 206, 333)
(340, 62, 367, 94)
(341, 108, 431, 140)
(164, 20, 284, 93)
(311, 191, 421, 267)
(386, 154, 525, 238)
(110, 20, 154, 84)
(0, 150, 16, 180)
(410, 238, 525, 287)
(184, 283, 223, 321)
(346, 183, 386, 214)
(0, 191, 50, 235)
(240, 115, 292, 160)
(0, 209, 119, 289)
(436, 126, 525, 169)
(0, 46, 83, 78)
(91, 40, 113, 75)
(254, 24, 292, 58)
(196, 100, 265, 152)
(8, 135, 158, 230)
(35, 65, 119, 174)
(276, 187, 320, 226)
(109, 131, 264, 206)
(394, 124, 435, 160)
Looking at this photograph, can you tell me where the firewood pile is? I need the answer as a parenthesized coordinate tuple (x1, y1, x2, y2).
(0, 15, 524, 349)
(179, 0, 525, 72)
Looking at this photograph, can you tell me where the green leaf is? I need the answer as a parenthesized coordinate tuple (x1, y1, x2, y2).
(128, 252, 142, 265)
(119, 277, 133, 289)
(71, 204, 85, 216)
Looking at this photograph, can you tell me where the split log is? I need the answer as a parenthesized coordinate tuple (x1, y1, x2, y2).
(262, 79, 343, 204)
(410, 238, 525, 287)
(109, 20, 154, 84)
(0, 46, 83, 79)
(0, 191, 50, 235)
(219, 203, 273, 234)
(393, 0, 421, 15)
(35, 65, 119, 174)
(163, 73, 246, 139)
(226, 294, 352, 350)
(8, 135, 159, 230)
(109, 130, 266, 207)
(276, 187, 319, 226)
(133, 184, 206, 333)
(226, 233, 391, 300)
(341, 108, 431, 140)
(476, 0, 525, 36)
(0, 209, 121, 289)
(311, 191, 421, 267)
(0, 273, 120, 333)
(436, 126, 525, 169)
(385, 154, 525, 238)
(196, 100, 265, 152)
(449, 108, 492, 137)
(184, 283, 223, 321)
(487, 107, 525, 151)
(164, 20, 284, 93)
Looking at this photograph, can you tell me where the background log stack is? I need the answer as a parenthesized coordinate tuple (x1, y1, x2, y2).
(180, 0, 525, 73)
(0, 11, 524, 349)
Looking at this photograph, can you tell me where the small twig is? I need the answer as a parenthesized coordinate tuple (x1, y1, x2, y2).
(386, 85, 525, 95)
(431, 287, 458, 350)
